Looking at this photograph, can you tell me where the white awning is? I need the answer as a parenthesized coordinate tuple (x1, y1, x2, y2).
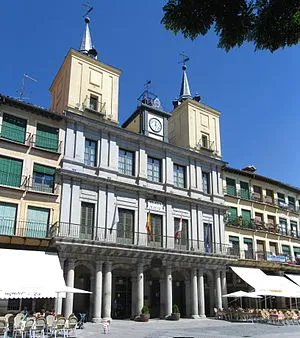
(231, 267, 300, 297)
(230, 266, 269, 291)
(0, 248, 90, 299)
(285, 274, 300, 295)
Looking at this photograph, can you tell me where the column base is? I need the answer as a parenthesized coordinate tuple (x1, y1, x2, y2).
(199, 314, 206, 319)
(92, 317, 103, 323)
(102, 317, 112, 322)
(191, 315, 200, 319)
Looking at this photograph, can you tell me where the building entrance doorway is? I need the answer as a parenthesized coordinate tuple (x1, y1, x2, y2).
(149, 279, 160, 318)
(113, 273, 132, 319)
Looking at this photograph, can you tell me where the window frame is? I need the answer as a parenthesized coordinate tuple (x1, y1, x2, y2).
(118, 148, 135, 176)
(84, 138, 97, 167)
(147, 156, 162, 183)
(202, 171, 211, 194)
(173, 163, 186, 188)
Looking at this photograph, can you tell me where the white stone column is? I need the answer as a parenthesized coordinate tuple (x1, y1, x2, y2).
(55, 296, 63, 315)
(165, 268, 172, 317)
(221, 270, 228, 309)
(64, 259, 75, 318)
(103, 262, 112, 320)
(92, 261, 103, 322)
(198, 270, 206, 318)
(191, 268, 199, 318)
(215, 270, 222, 310)
(136, 264, 144, 315)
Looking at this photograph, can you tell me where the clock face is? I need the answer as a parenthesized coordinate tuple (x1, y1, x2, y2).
(149, 118, 162, 133)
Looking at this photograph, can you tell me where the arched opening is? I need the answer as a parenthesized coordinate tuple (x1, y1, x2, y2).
(145, 268, 161, 318)
(73, 264, 92, 319)
(112, 267, 132, 319)
(172, 270, 186, 317)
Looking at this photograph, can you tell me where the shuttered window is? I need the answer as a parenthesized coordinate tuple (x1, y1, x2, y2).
(117, 209, 134, 242)
(0, 156, 23, 187)
(228, 207, 237, 221)
(241, 209, 251, 225)
(226, 178, 236, 196)
(80, 202, 94, 240)
(0, 202, 17, 235)
(36, 124, 59, 151)
(240, 181, 250, 199)
(1, 113, 26, 143)
(32, 164, 55, 193)
(26, 206, 50, 238)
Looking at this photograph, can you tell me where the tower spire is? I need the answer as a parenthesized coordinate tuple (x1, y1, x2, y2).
(79, 3, 98, 59)
(179, 64, 192, 102)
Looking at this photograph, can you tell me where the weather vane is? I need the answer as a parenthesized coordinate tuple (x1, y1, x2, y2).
(178, 52, 190, 66)
(82, 0, 93, 17)
(144, 80, 151, 92)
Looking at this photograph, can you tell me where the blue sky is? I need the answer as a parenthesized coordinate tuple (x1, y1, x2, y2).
(1, 1, 300, 186)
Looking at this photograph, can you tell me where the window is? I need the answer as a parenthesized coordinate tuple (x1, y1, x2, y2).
(229, 236, 239, 256)
(279, 218, 288, 235)
(173, 164, 186, 188)
(118, 149, 135, 176)
(150, 214, 163, 246)
(84, 139, 97, 166)
(265, 189, 274, 204)
(267, 215, 275, 225)
(0, 156, 23, 187)
(204, 223, 212, 253)
(201, 134, 209, 149)
(254, 212, 263, 225)
(269, 242, 278, 255)
(147, 157, 161, 182)
(227, 207, 237, 222)
(293, 247, 300, 261)
(80, 202, 95, 240)
(256, 240, 265, 260)
(89, 94, 98, 111)
(32, 164, 55, 193)
(36, 124, 59, 151)
(26, 206, 50, 238)
(241, 209, 251, 227)
(117, 209, 134, 244)
(174, 218, 188, 248)
(0, 202, 17, 235)
(244, 238, 253, 259)
(1, 113, 26, 143)
(240, 181, 250, 199)
(202, 172, 210, 194)
(277, 192, 286, 207)
(282, 245, 291, 258)
(291, 221, 298, 237)
(226, 178, 236, 196)
(252, 185, 262, 201)
(288, 196, 296, 211)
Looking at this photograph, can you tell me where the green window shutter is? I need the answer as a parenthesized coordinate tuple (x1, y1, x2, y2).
(240, 181, 250, 199)
(229, 235, 239, 242)
(244, 238, 253, 243)
(228, 207, 237, 221)
(226, 178, 236, 196)
(36, 124, 59, 151)
(33, 164, 55, 176)
(2, 114, 26, 143)
(0, 202, 17, 235)
(241, 209, 251, 225)
(0, 156, 22, 187)
(26, 206, 49, 238)
(282, 245, 290, 253)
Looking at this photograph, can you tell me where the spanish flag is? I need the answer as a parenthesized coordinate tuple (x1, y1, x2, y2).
(146, 212, 152, 240)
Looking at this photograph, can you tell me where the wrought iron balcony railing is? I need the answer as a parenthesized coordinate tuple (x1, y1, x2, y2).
(0, 218, 51, 239)
(0, 170, 27, 189)
(50, 222, 235, 256)
(26, 176, 58, 194)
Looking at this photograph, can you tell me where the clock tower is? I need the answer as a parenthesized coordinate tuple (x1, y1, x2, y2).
(122, 89, 171, 142)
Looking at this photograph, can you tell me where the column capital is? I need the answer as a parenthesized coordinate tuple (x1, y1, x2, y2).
(67, 258, 76, 269)
(105, 261, 112, 269)
(95, 261, 104, 270)
(198, 269, 204, 277)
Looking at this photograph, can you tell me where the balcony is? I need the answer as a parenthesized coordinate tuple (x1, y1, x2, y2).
(83, 97, 106, 115)
(30, 134, 62, 153)
(0, 124, 31, 145)
(0, 171, 27, 189)
(51, 223, 234, 257)
(226, 217, 255, 230)
(0, 219, 51, 239)
(26, 176, 58, 194)
(196, 139, 214, 152)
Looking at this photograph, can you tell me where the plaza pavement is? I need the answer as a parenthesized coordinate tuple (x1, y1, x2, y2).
(76, 318, 300, 337)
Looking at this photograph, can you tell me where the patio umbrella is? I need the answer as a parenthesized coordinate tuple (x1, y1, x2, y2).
(222, 291, 262, 307)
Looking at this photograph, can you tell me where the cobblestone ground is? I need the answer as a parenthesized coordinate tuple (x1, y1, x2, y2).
(75, 318, 300, 338)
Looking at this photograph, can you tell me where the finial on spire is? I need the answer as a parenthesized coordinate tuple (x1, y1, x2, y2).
(178, 52, 192, 102)
(79, 1, 98, 59)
